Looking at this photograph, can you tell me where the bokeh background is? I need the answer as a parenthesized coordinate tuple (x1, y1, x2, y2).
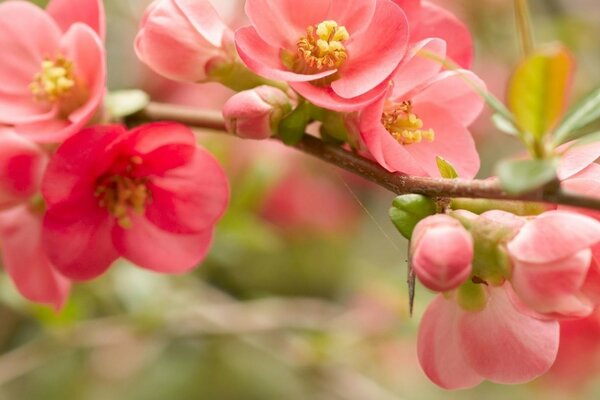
(1, 0, 600, 399)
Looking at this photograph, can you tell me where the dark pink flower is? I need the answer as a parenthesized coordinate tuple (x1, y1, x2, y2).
(0, 0, 105, 143)
(41, 123, 229, 280)
(235, 0, 409, 111)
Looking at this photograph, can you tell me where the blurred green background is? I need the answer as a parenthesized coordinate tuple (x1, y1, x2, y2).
(1, 0, 600, 399)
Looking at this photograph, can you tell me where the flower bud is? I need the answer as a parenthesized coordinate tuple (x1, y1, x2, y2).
(411, 214, 473, 292)
(223, 86, 292, 140)
(135, 0, 234, 83)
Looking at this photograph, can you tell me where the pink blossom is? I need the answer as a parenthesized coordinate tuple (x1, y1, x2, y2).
(358, 40, 484, 178)
(135, 0, 235, 84)
(41, 123, 230, 280)
(394, 0, 473, 67)
(223, 85, 292, 139)
(418, 284, 559, 389)
(507, 211, 600, 318)
(411, 214, 473, 292)
(235, 0, 409, 112)
(0, 0, 105, 143)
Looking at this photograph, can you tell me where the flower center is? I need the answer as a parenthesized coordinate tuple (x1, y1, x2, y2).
(94, 156, 150, 229)
(290, 20, 349, 81)
(29, 56, 76, 103)
(381, 101, 435, 145)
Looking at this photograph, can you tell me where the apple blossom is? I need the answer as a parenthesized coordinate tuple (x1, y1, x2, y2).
(0, 0, 105, 143)
(41, 123, 229, 280)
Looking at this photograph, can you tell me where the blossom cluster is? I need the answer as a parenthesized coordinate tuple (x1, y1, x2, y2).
(0, 0, 229, 309)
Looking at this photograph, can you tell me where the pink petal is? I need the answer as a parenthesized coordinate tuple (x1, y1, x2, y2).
(235, 26, 337, 82)
(145, 148, 230, 233)
(46, 0, 105, 40)
(393, 0, 422, 25)
(412, 69, 486, 127)
(405, 103, 480, 178)
(511, 251, 595, 318)
(411, 1, 473, 68)
(508, 211, 600, 263)
(557, 141, 600, 180)
(174, 0, 229, 47)
(329, 0, 376, 35)
(559, 177, 600, 221)
(113, 213, 214, 274)
(331, 0, 408, 98)
(417, 294, 484, 389)
(358, 94, 427, 175)
(43, 197, 118, 280)
(0, 205, 70, 310)
(459, 285, 560, 383)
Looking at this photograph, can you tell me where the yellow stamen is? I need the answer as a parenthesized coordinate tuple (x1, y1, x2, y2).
(381, 101, 436, 145)
(29, 56, 76, 103)
(296, 20, 349, 72)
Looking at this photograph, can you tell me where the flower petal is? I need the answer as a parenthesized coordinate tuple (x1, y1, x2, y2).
(557, 141, 600, 180)
(46, 0, 105, 40)
(174, 0, 229, 47)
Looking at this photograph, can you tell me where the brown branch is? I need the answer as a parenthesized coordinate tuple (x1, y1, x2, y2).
(136, 102, 600, 211)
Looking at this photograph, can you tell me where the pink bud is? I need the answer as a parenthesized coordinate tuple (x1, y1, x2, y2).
(411, 214, 473, 292)
(223, 86, 292, 140)
(135, 0, 233, 83)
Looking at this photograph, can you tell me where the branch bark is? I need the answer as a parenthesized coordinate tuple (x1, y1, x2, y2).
(135, 102, 600, 211)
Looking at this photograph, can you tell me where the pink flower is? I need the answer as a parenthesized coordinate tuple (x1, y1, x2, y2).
(0, 0, 105, 143)
(41, 123, 230, 280)
(411, 214, 473, 292)
(358, 40, 484, 178)
(235, 0, 409, 112)
(223, 85, 292, 139)
(394, 0, 474, 68)
(418, 284, 559, 389)
(135, 0, 235, 83)
(507, 211, 600, 318)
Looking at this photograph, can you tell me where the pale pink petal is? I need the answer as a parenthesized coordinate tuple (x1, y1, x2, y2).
(559, 178, 600, 221)
(417, 294, 484, 389)
(331, 0, 408, 98)
(508, 211, 600, 263)
(235, 27, 337, 82)
(174, 0, 229, 47)
(459, 285, 560, 383)
(412, 70, 485, 127)
(46, 0, 105, 40)
(571, 163, 600, 180)
(0, 205, 70, 310)
(113, 213, 214, 274)
(558, 141, 600, 180)
(43, 197, 118, 281)
(145, 148, 230, 233)
(412, 1, 473, 68)
(511, 252, 595, 318)
(405, 103, 480, 178)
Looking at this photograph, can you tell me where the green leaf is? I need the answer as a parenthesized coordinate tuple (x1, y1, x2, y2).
(508, 45, 573, 141)
(492, 113, 519, 136)
(553, 87, 600, 145)
(105, 90, 150, 119)
(496, 158, 558, 194)
(278, 102, 312, 145)
(389, 195, 437, 239)
(436, 156, 459, 179)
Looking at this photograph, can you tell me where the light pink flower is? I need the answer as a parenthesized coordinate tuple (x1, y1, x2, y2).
(41, 123, 230, 280)
(394, 0, 473, 68)
(0, 0, 105, 143)
(418, 284, 559, 389)
(235, 0, 409, 112)
(411, 214, 473, 292)
(223, 85, 292, 139)
(135, 0, 234, 84)
(358, 40, 484, 178)
(507, 211, 600, 318)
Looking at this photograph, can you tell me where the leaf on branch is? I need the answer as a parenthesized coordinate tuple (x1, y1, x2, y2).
(554, 87, 600, 145)
(106, 90, 150, 119)
(492, 113, 519, 136)
(508, 44, 574, 141)
(436, 156, 459, 179)
(496, 158, 558, 194)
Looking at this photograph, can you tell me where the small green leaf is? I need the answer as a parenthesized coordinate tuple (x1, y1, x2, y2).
(106, 90, 150, 119)
(436, 156, 459, 179)
(389, 195, 437, 239)
(508, 45, 573, 141)
(496, 158, 558, 194)
(278, 102, 312, 145)
(554, 87, 600, 145)
(492, 113, 519, 136)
